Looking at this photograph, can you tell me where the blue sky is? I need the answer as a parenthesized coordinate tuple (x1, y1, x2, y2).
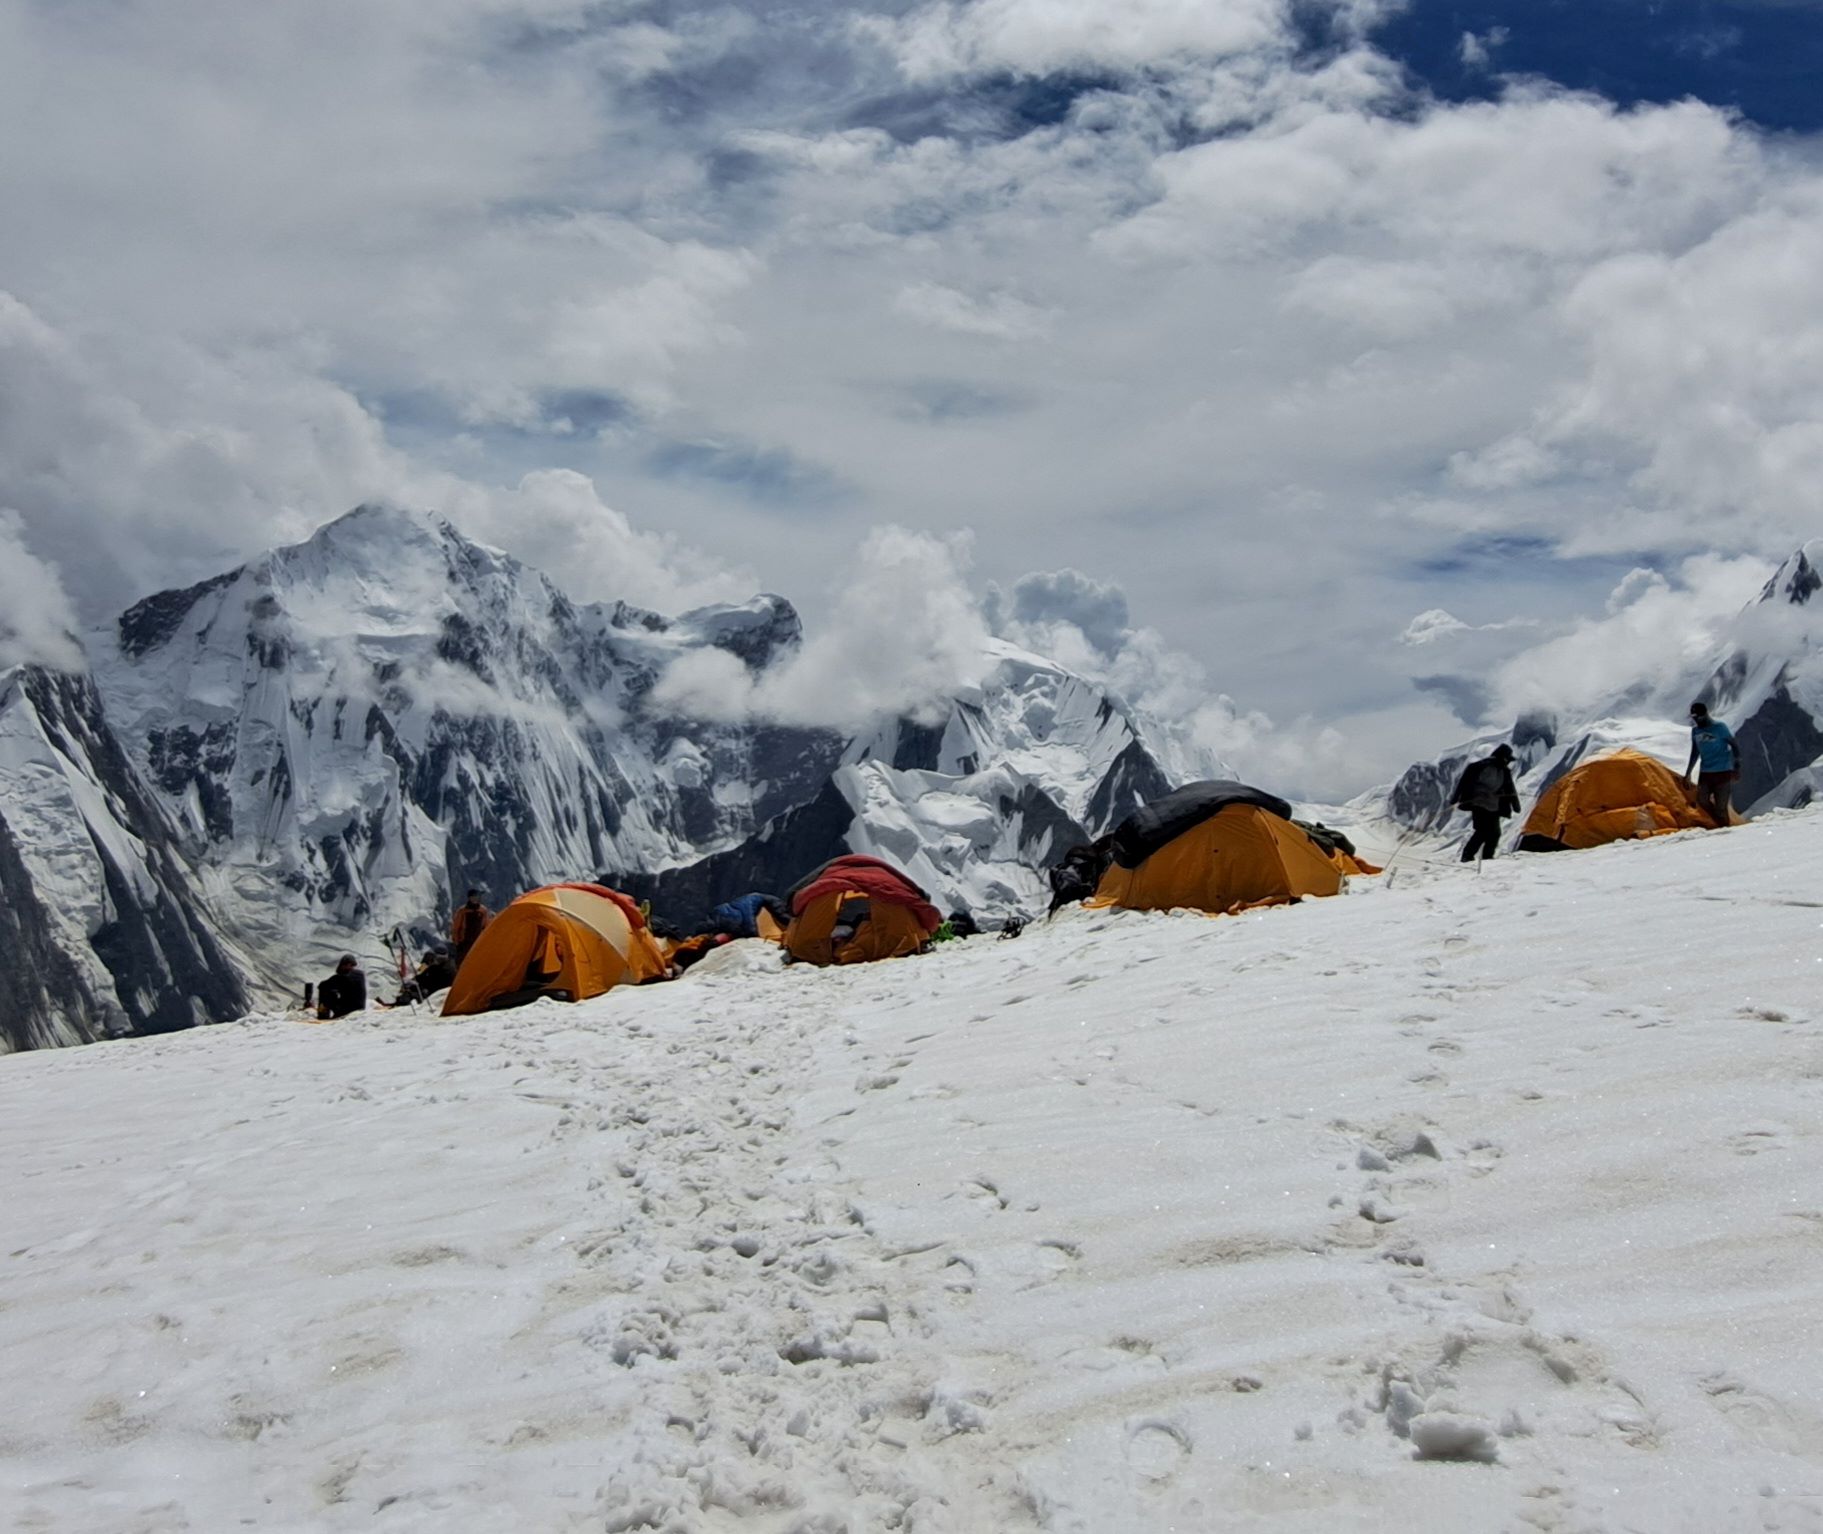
(1369, 0, 1823, 132)
(2, 0, 1821, 794)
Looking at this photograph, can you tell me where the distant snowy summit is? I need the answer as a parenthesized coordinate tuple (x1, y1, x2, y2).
(1, 503, 1225, 1052)
(1384, 543, 1823, 835)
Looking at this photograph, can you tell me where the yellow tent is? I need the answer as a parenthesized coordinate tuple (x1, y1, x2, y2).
(1089, 797, 1377, 916)
(1517, 748, 1738, 850)
(441, 883, 669, 1015)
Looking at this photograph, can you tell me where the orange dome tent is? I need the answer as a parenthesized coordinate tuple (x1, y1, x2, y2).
(1086, 781, 1378, 916)
(441, 882, 669, 1015)
(1517, 748, 1739, 851)
(782, 855, 942, 966)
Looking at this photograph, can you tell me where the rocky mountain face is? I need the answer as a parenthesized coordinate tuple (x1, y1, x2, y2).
(91, 505, 847, 984)
(0, 664, 251, 1051)
(617, 646, 1186, 929)
(1385, 542, 1823, 835)
(3, 504, 1223, 1050)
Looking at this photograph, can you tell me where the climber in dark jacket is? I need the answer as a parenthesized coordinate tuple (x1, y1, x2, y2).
(317, 955, 368, 1019)
(1452, 743, 1521, 863)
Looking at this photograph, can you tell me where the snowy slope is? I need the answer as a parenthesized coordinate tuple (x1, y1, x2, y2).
(1386, 542, 1823, 840)
(0, 664, 250, 1051)
(3, 813, 1819, 1531)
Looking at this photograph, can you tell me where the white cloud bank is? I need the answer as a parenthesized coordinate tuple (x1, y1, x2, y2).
(1484, 554, 1776, 722)
(0, 511, 84, 674)
(4, 0, 1823, 792)
(652, 527, 993, 730)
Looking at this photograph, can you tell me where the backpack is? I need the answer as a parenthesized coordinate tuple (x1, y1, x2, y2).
(1047, 838, 1113, 914)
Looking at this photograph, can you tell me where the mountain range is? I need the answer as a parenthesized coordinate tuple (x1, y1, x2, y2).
(0, 505, 1223, 1052)
(15, 509, 1823, 1055)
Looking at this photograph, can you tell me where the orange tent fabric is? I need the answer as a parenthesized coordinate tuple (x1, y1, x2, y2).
(441, 882, 669, 1015)
(1087, 804, 1377, 916)
(1518, 748, 1739, 849)
(783, 889, 930, 966)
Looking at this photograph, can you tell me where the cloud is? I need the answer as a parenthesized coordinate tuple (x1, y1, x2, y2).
(448, 470, 753, 617)
(996, 569, 1132, 656)
(0, 288, 410, 618)
(859, 0, 1291, 82)
(1400, 608, 1540, 646)
(1402, 609, 1470, 646)
(6, 0, 1823, 801)
(652, 526, 994, 729)
(1458, 27, 1508, 72)
(1413, 673, 1493, 726)
(987, 569, 1445, 800)
(1484, 553, 1775, 721)
(1495, 196, 1823, 555)
(0, 511, 84, 673)
(1177, 687, 1472, 804)
(0, 292, 745, 624)
(893, 282, 1053, 341)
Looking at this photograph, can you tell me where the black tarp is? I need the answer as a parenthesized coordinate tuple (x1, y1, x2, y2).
(1108, 780, 1293, 869)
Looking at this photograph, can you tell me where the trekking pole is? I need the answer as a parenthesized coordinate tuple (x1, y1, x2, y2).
(1379, 823, 1424, 878)
(384, 926, 418, 1014)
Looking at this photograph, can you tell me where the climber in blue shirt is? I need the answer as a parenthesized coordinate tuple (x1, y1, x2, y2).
(1684, 701, 1740, 826)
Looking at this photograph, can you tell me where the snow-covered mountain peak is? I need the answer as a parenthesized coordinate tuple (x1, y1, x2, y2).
(1757, 542, 1823, 608)
(294, 499, 469, 564)
(668, 595, 802, 671)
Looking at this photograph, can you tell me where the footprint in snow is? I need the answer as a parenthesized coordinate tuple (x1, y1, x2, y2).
(962, 1177, 1007, 1211)
(1736, 1004, 1802, 1024)
(1700, 1372, 1823, 1457)
(1126, 1419, 1191, 1484)
(1030, 1238, 1080, 1283)
(1725, 1124, 1790, 1156)
(943, 1253, 977, 1299)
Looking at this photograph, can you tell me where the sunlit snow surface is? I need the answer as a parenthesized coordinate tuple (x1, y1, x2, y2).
(4, 817, 1822, 1532)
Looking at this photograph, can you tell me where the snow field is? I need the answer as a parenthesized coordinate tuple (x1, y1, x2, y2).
(4, 816, 1823, 1531)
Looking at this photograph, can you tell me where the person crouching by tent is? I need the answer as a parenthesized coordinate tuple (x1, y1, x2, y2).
(450, 888, 493, 966)
(1685, 702, 1741, 826)
(317, 954, 367, 1019)
(1452, 742, 1521, 863)
(389, 947, 456, 1007)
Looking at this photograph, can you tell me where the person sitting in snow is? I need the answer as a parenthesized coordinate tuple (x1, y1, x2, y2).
(317, 954, 367, 1019)
(1452, 742, 1521, 863)
(389, 948, 456, 1007)
(1685, 701, 1740, 826)
(449, 888, 492, 966)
